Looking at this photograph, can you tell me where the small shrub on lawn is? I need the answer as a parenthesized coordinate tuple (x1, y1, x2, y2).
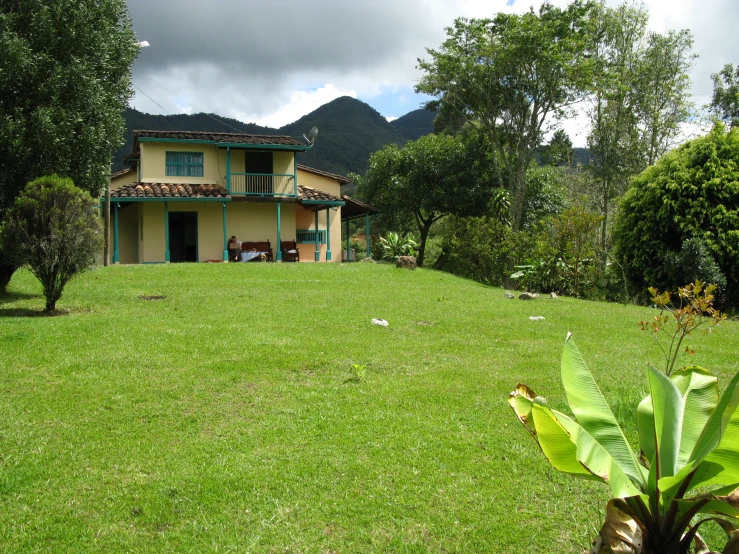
(0, 175, 102, 311)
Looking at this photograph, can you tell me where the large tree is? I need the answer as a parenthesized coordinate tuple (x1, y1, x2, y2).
(586, 2, 694, 253)
(416, 2, 597, 230)
(357, 133, 497, 267)
(0, 0, 138, 287)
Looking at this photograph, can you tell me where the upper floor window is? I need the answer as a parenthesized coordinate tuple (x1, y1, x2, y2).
(166, 151, 204, 177)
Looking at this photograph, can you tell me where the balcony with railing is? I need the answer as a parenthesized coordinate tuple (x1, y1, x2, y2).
(228, 173, 296, 197)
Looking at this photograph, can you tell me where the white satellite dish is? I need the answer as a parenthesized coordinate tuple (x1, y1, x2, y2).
(303, 126, 319, 146)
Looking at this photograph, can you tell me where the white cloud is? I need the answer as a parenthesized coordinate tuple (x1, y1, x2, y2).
(239, 84, 357, 128)
(385, 116, 398, 122)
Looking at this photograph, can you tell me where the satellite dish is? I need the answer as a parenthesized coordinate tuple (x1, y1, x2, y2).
(303, 126, 319, 146)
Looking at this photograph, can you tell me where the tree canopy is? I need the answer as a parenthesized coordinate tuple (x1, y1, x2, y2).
(416, 1, 597, 229)
(357, 133, 497, 266)
(613, 124, 739, 307)
(709, 63, 739, 128)
(0, 0, 138, 216)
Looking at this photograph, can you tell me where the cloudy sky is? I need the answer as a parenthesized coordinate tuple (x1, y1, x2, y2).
(127, 0, 739, 144)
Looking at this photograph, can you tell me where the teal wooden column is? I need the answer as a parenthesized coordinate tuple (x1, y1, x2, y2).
(276, 203, 282, 261)
(164, 202, 170, 263)
(293, 156, 298, 197)
(326, 209, 332, 261)
(314, 210, 320, 262)
(113, 202, 120, 264)
(226, 147, 231, 192)
(222, 202, 228, 261)
(365, 213, 371, 258)
(345, 218, 350, 262)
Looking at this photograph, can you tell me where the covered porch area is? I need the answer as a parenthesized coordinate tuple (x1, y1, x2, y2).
(340, 195, 380, 262)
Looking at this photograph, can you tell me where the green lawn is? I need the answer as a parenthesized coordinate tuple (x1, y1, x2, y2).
(1, 263, 737, 553)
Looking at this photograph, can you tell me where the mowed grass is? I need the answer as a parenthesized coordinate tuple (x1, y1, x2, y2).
(1, 263, 737, 553)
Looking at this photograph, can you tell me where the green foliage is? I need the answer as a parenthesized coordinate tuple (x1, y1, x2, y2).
(539, 129, 575, 167)
(350, 239, 366, 261)
(0, 175, 102, 311)
(709, 64, 739, 128)
(416, 2, 598, 229)
(663, 238, 727, 303)
(612, 124, 739, 308)
(433, 216, 534, 288)
(379, 232, 418, 260)
(586, 2, 694, 251)
(639, 281, 726, 376)
(357, 133, 497, 266)
(512, 206, 603, 297)
(510, 334, 739, 553)
(0, 0, 139, 215)
(521, 165, 568, 229)
(349, 364, 367, 382)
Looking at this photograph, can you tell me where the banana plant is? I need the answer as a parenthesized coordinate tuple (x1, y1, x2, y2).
(508, 334, 739, 554)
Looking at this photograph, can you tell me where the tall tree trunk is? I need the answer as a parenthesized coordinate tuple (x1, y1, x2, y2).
(416, 216, 435, 267)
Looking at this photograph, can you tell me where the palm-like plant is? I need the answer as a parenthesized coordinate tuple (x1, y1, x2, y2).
(379, 232, 418, 260)
(509, 334, 739, 553)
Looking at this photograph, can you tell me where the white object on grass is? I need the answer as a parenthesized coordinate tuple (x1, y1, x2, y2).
(529, 316, 545, 321)
(371, 318, 389, 327)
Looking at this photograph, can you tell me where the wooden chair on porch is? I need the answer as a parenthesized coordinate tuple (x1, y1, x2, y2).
(281, 241, 300, 262)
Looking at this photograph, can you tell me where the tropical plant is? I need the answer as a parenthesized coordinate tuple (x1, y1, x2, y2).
(379, 232, 418, 260)
(639, 282, 726, 377)
(0, 175, 103, 312)
(509, 334, 739, 553)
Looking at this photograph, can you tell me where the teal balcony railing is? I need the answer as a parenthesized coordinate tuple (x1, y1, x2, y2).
(229, 173, 296, 197)
(296, 229, 326, 244)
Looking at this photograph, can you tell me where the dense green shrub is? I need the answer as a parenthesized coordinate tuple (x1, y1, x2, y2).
(512, 206, 603, 297)
(613, 124, 739, 307)
(350, 239, 366, 261)
(663, 237, 727, 303)
(434, 217, 535, 288)
(1, 175, 102, 311)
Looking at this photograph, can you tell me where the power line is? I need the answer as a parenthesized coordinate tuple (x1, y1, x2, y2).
(133, 75, 447, 139)
(146, 75, 252, 135)
(132, 83, 171, 115)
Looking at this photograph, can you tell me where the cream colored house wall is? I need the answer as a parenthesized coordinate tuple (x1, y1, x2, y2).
(140, 142, 227, 186)
(140, 202, 166, 263)
(117, 204, 139, 264)
(111, 169, 138, 191)
(295, 170, 343, 263)
(226, 202, 295, 250)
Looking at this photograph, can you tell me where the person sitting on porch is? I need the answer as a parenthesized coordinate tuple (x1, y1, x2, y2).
(227, 236, 241, 261)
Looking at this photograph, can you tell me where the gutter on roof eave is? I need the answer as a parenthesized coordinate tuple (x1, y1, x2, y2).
(217, 142, 311, 151)
(299, 200, 345, 206)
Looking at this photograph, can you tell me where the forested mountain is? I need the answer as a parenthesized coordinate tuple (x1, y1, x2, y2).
(114, 96, 419, 176)
(390, 108, 438, 140)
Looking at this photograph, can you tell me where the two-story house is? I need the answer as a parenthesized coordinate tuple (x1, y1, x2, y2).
(107, 130, 377, 264)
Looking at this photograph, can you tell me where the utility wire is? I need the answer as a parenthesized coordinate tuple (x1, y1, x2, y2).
(134, 75, 446, 139)
(132, 83, 171, 115)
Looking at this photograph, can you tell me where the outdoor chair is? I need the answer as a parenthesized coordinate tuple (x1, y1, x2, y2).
(281, 240, 300, 262)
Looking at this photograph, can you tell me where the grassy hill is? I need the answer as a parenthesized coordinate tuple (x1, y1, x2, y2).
(115, 96, 413, 177)
(1, 263, 736, 552)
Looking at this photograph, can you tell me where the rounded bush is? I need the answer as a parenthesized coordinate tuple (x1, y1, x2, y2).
(613, 124, 739, 307)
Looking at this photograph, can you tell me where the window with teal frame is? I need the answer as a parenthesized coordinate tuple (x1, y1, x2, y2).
(165, 151, 204, 177)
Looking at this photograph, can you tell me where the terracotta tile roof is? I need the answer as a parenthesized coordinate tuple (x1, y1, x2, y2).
(298, 185, 341, 202)
(111, 182, 230, 199)
(341, 194, 380, 220)
(111, 167, 134, 179)
(297, 164, 352, 184)
(134, 130, 305, 147)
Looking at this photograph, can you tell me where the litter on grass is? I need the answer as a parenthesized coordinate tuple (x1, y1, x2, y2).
(529, 316, 545, 321)
(371, 318, 389, 327)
